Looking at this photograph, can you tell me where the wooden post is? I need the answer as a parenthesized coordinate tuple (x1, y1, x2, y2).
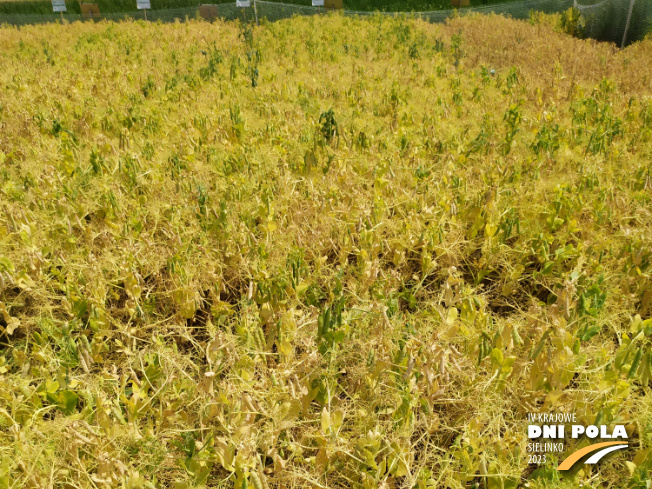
(253, 0, 258, 27)
(144, 8, 147, 20)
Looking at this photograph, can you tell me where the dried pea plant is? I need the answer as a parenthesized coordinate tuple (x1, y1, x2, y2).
(0, 11, 651, 489)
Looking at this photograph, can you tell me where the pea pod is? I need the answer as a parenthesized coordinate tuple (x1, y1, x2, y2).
(628, 348, 644, 379)
(249, 472, 263, 489)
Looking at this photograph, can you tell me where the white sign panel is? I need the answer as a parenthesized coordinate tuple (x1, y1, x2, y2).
(312, 0, 324, 5)
(52, 0, 66, 12)
(236, 0, 250, 6)
(137, 0, 150, 9)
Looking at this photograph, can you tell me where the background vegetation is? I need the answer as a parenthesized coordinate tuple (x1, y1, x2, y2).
(1, 9, 652, 489)
(0, 0, 519, 17)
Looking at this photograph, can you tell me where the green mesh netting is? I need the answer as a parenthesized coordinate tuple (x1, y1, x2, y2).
(0, 0, 650, 46)
(574, 0, 652, 46)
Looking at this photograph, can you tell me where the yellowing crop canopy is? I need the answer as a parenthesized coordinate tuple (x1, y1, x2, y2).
(0, 0, 650, 46)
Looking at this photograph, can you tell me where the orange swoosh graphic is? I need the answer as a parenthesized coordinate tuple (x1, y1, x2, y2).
(557, 441, 628, 470)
